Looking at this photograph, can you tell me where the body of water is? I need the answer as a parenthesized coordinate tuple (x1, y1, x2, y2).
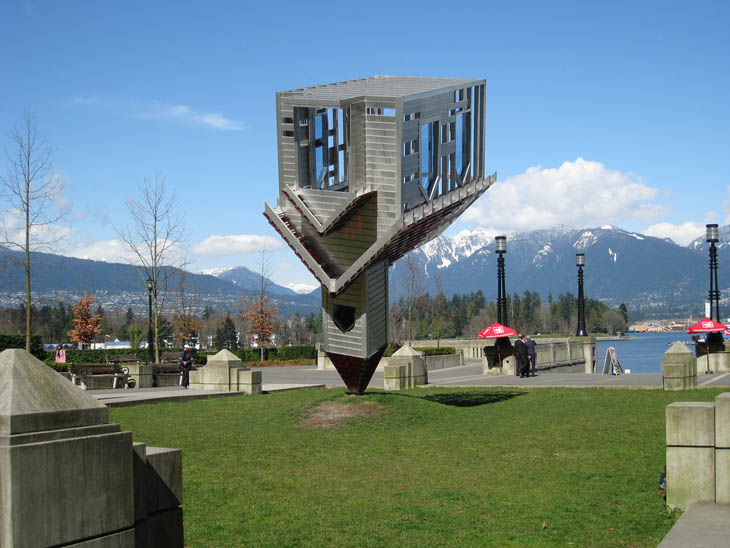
(595, 332, 697, 374)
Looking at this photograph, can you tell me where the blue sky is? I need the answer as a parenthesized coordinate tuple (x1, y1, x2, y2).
(1, 0, 728, 292)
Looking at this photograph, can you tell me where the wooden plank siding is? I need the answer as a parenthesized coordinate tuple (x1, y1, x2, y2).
(365, 261, 388, 357)
(322, 274, 366, 357)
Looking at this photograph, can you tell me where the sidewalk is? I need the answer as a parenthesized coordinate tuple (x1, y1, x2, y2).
(657, 502, 730, 548)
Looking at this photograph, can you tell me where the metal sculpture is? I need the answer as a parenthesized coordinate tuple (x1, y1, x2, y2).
(265, 76, 497, 394)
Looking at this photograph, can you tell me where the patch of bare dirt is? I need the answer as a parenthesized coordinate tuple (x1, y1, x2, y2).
(297, 400, 385, 429)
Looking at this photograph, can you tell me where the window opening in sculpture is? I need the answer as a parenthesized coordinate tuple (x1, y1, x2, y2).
(294, 106, 349, 191)
(332, 304, 356, 333)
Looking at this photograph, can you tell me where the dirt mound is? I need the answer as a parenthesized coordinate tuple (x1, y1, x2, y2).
(297, 400, 384, 429)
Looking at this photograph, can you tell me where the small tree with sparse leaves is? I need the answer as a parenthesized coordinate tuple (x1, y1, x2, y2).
(67, 294, 102, 349)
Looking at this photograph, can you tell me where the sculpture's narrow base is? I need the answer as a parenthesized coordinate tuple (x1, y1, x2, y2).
(327, 346, 386, 395)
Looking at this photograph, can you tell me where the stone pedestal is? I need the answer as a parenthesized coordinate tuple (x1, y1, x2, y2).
(708, 351, 730, 374)
(662, 342, 697, 390)
(388, 345, 427, 388)
(127, 363, 155, 388)
(0, 349, 183, 547)
(581, 337, 596, 373)
(666, 401, 716, 509)
(716, 393, 730, 503)
(189, 349, 258, 393)
(501, 355, 516, 376)
(383, 364, 406, 390)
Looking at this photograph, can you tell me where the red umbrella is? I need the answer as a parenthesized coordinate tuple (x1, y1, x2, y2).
(478, 323, 517, 371)
(478, 323, 518, 339)
(686, 318, 727, 334)
(686, 318, 726, 373)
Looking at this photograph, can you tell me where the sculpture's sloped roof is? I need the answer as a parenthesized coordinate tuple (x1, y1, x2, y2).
(279, 75, 483, 105)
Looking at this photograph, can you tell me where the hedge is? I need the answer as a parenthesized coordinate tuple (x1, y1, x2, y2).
(45, 344, 318, 367)
(0, 334, 45, 360)
(383, 345, 457, 357)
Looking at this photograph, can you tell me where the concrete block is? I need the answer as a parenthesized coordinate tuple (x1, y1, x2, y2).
(666, 446, 715, 510)
(237, 369, 262, 395)
(127, 364, 154, 388)
(1, 428, 134, 547)
(666, 402, 715, 447)
(383, 364, 405, 390)
(135, 507, 184, 548)
(144, 447, 183, 513)
(716, 392, 730, 448)
(501, 355, 516, 376)
(716, 448, 730, 504)
(66, 529, 135, 547)
(708, 352, 730, 373)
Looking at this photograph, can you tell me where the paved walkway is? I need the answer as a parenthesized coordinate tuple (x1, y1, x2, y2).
(657, 502, 730, 548)
(91, 360, 730, 407)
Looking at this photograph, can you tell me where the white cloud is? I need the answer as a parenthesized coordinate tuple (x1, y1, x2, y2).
(462, 158, 669, 233)
(71, 97, 245, 131)
(193, 234, 285, 256)
(644, 222, 706, 246)
(63, 239, 133, 264)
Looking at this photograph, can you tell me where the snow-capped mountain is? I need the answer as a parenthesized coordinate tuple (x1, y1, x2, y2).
(390, 224, 730, 317)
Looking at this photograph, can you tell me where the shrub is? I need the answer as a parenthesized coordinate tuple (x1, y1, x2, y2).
(415, 346, 456, 356)
(0, 334, 45, 359)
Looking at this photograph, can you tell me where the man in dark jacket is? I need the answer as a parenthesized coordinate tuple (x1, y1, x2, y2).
(525, 335, 537, 377)
(514, 334, 529, 378)
(179, 344, 194, 389)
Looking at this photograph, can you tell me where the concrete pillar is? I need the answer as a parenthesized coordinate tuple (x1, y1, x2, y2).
(716, 393, 730, 504)
(127, 363, 155, 388)
(388, 345, 427, 388)
(666, 401, 716, 510)
(581, 338, 596, 373)
(708, 352, 730, 374)
(383, 364, 406, 390)
(0, 349, 183, 547)
(189, 349, 251, 392)
(237, 370, 262, 395)
(662, 342, 697, 390)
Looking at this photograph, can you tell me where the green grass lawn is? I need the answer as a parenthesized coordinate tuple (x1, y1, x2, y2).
(109, 386, 724, 548)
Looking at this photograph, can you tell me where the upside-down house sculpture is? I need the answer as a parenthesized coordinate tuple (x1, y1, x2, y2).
(265, 76, 497, 394)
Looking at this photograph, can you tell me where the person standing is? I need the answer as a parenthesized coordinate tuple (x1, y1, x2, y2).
(54, 345, 66, 364)
(525, 335, 537, 377)
(514, 334, 529, 378)
(179, 344, 194, 389)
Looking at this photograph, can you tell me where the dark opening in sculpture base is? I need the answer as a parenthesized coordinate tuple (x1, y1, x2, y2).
(326, 346, 387, 395)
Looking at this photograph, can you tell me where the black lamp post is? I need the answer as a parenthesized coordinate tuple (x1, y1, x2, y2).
(145, 277, 154, 364)
(576, 253, 587, 337)
(707, 224, 720, 322)
(495, 235, 507, 324)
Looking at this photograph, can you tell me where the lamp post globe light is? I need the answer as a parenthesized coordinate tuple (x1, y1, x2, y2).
(575, 253, 587, 337)
(707, 224, 720, 322)
(495, 235, 507, 325)
(145, 277, 154, 364)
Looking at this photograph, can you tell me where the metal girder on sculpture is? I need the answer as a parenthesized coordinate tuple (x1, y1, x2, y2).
(264, 76, 497, 394)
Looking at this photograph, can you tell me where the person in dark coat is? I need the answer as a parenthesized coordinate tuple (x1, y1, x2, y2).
(525, 335, 537, 377)
(514, 334, 530, 378)
(179, 344, 194, 389)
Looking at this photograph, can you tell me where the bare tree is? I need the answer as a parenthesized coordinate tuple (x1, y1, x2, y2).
(118, 173, 186, 362)
(240, 250, 279, 361)
(1, 112, 69, 351)
(402, 252, 424, 345)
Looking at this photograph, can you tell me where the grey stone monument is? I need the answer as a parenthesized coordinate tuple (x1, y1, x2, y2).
(0, 349, 183, 547)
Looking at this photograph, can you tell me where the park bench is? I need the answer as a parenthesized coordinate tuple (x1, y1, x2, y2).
(68, 363, 136, 390)
(107, 353, 141, 366)
(153, 352, 183, 387)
